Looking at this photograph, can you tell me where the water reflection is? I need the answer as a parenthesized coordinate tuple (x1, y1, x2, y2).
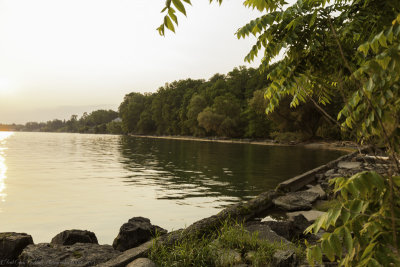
(118, 136, 346, 207)
(0, 132, 13, 204)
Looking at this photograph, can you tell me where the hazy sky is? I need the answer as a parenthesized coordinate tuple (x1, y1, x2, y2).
(0, 0, 266, 124)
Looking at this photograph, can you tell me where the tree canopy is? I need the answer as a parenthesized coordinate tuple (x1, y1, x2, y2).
(158, 0, 400, 265)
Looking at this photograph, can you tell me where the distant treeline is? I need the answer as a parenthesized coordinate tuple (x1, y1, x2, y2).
(14, 66, 344, 141)
(15, 110, 121, 134)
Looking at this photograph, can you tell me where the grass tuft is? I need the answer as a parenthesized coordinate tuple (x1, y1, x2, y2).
(149, 220, 304, 266)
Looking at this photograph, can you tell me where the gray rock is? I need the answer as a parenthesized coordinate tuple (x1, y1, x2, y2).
(113, 217, 167, 252)
(51, 230, 98, 245)
(244, 223, 290, 244)
(0, 233, 33, 264)
(273, 191, 319, 211)
(273, 249, 296, 267)
(18, 243, 121, 267)
(337, 161, 362, 169)
(306, 185, 326, 200)
(287, 210, 326, 223)
(126, 258, 156, 267)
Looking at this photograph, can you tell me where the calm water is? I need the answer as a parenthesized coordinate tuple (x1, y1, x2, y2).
(0, 132, 346, 244)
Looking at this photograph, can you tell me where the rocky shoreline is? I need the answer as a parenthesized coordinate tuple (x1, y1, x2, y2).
(130, 134, 357, 153)
(1, 150, 395, 266)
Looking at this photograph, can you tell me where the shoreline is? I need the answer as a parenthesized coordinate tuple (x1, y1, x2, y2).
(129, 134, 357, 153)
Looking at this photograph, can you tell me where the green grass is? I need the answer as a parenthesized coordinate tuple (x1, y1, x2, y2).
(149, 220, 304, 266)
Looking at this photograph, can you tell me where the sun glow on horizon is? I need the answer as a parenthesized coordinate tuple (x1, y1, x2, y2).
(0, 131, 14, 204)
(0, 77, 16, 95)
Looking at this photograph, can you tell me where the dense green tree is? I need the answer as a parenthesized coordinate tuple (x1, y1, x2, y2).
(119, 92, 146, 133)
(185, 94, 207, 136)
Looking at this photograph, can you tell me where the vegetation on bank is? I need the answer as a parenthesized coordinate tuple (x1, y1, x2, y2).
(149, 220, 304, 267)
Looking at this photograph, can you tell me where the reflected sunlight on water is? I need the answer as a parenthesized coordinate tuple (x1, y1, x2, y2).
(0, 131, 13, 205)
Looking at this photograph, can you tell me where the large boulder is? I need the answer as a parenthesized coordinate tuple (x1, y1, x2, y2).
(18, 243, 121, 267)
(51, 230, 98, 245)
(273, 191, 319, 211)
(113, 217, 167, 252)
(0, 232, 33, 264)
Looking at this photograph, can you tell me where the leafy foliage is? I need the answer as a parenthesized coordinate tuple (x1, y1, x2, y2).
(305, 172, 400, 266)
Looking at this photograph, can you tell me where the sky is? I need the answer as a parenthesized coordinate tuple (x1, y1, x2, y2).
(0, 0, 268, 124)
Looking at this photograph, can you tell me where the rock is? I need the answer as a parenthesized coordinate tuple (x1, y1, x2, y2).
(113, 217, 167, 252)
(244, 251, 256, 262)
(260, 215, 277, 222)
(324, 169, 335, 177)
(337, 161, 362, 169)
(51, 230, 98, 245)
(291, 214, 312, 235)
(306, 185, 326, 200)
(273, 191, 319, 211)
(262, 214, 310, 241)
(216, 249, 242, 266)
(273, 249, 296, 267)
(244, 223, 290, 244)
(98, 240, 153, 267)
(260, 221, 293, 241)
(126, 258, 156, 267)
(287, 210, 326, 223)
(18, 243, 121, 267)
(0, 232, 33, 264)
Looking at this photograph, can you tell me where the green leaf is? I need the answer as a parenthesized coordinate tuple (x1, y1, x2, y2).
(349, 199, 363, 215)
(393, 176, 400, 187)
(327, 207, 342, 227)
(365, 78, 374, 92)
(377, 56, 391, 70)
(385, 89, 394, 99)
(329, 233, 342, 258)
(340, 209, 351, 224)
(172, 0, 187, 16)
(361, 242, 376, 259)
(309, 10, 317, 27)
(343, 227, 353, 252)
(322, 238, 335, 262)
(358, 42, 370, 56)
(377, 31, 387, 47)
(168, 8, 178, 25)
(164, 15, 175, 32)
(364, 172, 385, 190)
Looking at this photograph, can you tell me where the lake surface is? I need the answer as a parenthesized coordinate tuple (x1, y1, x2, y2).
(0, 132, 346, 244)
